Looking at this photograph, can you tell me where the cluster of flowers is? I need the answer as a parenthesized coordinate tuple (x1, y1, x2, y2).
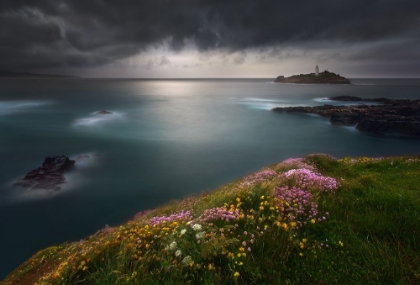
(239, 169, 277, 188)
(282, 168, 338, 192)
(338, 156, 385, 164)
(196, 207, 240, 223)
(274, 186, 322, 229)
(148, 210, 192, 226)
(279, 158, 315, 170)
(27, 157, 340, 285)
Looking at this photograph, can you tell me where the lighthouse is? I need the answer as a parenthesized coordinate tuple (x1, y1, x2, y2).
(315, 65, 319, 76)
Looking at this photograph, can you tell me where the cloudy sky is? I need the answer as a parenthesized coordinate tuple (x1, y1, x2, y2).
(1, 0, 419, 78)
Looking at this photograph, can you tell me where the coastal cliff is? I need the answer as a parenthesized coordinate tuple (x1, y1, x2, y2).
(3, 154, 420, 285)
(275, 71, 351, 84)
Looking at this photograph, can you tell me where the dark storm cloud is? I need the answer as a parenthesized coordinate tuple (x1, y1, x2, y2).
(0, 0, 419, 70)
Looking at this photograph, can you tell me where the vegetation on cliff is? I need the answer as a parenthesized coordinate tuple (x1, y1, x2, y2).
(275, 71, 351, 84)
(2, 154, 420, 285)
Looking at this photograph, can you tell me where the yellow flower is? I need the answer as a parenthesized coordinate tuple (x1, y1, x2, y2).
(302, 238, 307, 243)
(310, 219, 316, 224)
(299, 242, 305, 249)
(290, 222, 297, 228)
(208, 264, 213, 270)
(236, 198, 241, 202)
(299, 253, 303, 257)
(234, 272, 240, 278)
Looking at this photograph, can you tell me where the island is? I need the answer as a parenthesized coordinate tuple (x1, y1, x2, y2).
(14, 156, 75, 191)
(275, 66, 351, 84)
(272, 96, 420, 137)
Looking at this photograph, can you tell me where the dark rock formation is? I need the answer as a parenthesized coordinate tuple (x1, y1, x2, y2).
(274, 71, 351, 84)
(96, 110, 113, 114)
(272, 96, 420, 137)
(14, 156, 75, 191)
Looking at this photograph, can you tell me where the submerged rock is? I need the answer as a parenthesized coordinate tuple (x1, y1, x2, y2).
(272, 97, 420, 137)
(14, 156, 75, 191)
(96, 110, 113, 114)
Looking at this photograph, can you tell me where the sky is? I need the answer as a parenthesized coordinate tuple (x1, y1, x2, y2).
(1, 0, 420, 78)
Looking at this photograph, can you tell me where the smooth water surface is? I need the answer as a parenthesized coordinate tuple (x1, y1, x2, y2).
(1, 78, 420, 278)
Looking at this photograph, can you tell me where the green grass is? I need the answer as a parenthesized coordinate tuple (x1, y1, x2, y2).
(2, 154, 420, 285)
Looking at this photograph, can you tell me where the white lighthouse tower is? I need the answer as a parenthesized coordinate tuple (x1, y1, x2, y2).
(315, 65, 319, 76)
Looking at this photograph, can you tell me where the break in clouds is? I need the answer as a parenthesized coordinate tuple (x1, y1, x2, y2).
(1, 0, 420, 77)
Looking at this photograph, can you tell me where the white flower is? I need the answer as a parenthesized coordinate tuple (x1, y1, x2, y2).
(192, 223, 202, 231)
(182, 255, 192, 265)
(180, 229, 187, 235)
(175, 250, 182, 257)
(195, 232, 204, 239)
(169, 241, 177, 251)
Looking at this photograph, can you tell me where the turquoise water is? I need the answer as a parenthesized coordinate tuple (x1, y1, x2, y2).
(1, 78, 420, 278)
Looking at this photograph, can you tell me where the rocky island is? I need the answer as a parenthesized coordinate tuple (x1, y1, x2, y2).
(272, 96, 420, 137)
(275, 69, 351, 84)
(14, 156, 75, 191)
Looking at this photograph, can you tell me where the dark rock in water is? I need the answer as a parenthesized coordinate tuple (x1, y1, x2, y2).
(272, 97, 420, 137)
(14, 156, 75, 191)
(96, 110, 113, 114)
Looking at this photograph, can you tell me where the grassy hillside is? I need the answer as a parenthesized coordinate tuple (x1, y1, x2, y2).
(2, 154, 420, 285)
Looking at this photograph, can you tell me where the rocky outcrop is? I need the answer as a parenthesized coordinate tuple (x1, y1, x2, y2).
(272, 96, 420, 137)
(14, 156, 75, 191)
(96, 110, 113, 114)
(274, 71, 351, 84)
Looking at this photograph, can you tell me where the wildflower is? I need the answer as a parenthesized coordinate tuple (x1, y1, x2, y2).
(182, 256, 192, 265)
(310, 219, 316, 224)
(244, 231, 248, 235)
(234, 272, 240, 278)
(180, 229, 187, 235)
(192, 224, 202, 231)
(169, 241, 177, 251)
(175, 250, 182, 257)
(339, 241, 344, 247)
(208, 264, 213, 270)
(299, 253, 304, 257)
(247, 247, 251, 252)
(242, 241, 247, 246)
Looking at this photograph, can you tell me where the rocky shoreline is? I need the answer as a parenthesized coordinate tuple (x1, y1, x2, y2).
(272, 96, 420, 137)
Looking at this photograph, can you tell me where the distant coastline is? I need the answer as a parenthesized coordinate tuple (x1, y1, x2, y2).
(0, 71, 79, 79)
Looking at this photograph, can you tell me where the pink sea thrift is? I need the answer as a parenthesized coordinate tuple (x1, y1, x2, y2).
(275, 186, 319, 228)
(148, 210, 192, 226)
(196, 207, 240, 223)
(282, 168, 338, 192)
(239, 169, 277, 188)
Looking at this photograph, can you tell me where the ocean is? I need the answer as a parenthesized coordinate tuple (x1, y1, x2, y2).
(1, 78, 420, 278)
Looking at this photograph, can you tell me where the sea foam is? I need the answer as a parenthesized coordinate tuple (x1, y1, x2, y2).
(73, 111, 124, 127)
(0, 100, 52, 115)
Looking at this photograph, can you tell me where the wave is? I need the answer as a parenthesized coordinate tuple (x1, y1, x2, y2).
(73, 111, 124, 127)
(0, 100, 52, 115)
(312, 98, 381, 106)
